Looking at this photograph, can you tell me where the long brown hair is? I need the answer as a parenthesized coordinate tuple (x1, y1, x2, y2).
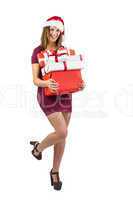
(40, 27, 63, 51)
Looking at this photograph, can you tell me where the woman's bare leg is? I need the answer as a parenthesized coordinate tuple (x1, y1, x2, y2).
(33, 111, 71, 182)
(52, 112, 71, 172)
(49, 112, 71, 182)
(36, 112, 68, 154)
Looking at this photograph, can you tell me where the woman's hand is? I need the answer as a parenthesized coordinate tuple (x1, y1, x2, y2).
(45, 79, 59, 92)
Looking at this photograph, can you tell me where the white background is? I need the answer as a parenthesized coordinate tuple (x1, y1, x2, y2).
(0, 0, 133, 199)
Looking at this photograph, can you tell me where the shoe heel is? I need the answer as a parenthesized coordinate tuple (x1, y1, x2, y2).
(30, 141, 42, 160)
(50, 175, 53, 186)
(50, 170, 53, 186)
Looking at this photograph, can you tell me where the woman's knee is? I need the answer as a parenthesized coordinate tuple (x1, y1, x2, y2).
(57, 127, 68, 139)
(47, 112, 68, 139)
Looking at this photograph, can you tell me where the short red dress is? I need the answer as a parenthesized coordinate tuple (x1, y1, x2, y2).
(31, 45, 72, 116)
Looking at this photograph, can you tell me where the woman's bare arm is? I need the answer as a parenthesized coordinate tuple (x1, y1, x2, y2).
(32, 63, 47, 87)
(32, 64, 59, 91)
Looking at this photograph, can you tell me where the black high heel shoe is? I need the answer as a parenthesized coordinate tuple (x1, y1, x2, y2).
(30, 141, 42, 160)
(50, 169, 62, 190)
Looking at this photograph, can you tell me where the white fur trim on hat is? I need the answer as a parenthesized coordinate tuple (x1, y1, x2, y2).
(43, 20, 64, 33)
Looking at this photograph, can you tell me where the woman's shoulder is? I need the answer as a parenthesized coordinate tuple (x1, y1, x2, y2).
(31, 45, 43, 64)
(32, 45, 43, 54)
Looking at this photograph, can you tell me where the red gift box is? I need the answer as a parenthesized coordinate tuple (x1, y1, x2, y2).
(43, 70, 84, 96)
(37, 48, 84, 96)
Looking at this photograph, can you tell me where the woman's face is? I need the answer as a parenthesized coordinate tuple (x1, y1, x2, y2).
(47, 26, 61, 43)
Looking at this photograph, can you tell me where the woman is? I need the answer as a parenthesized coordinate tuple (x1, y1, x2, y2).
(30, 16, 85, 190)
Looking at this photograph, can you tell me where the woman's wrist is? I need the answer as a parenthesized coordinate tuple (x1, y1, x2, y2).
(33, 78, 47, 88)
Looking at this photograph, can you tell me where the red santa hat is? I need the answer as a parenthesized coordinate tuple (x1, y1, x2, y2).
(43, 16, 64, 35)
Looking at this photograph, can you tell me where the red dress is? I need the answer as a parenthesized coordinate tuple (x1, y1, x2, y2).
(31, 45, 72, 116)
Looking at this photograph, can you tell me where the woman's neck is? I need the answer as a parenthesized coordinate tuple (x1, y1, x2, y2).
(47, 42, 57, 50)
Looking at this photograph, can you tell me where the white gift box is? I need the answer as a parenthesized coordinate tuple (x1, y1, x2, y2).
(43, 55, 84, 74)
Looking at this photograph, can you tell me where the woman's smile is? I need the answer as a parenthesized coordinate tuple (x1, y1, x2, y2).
(49, 34, 58, 41)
